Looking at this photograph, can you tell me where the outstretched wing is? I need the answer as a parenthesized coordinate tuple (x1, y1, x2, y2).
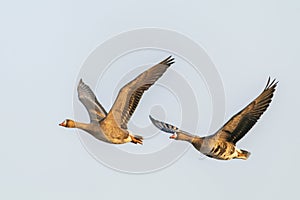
(107, 56, 175, 129)
(149, 115, 196, 138)
(77, 79, 107, 123)
(149, 115, 180, 133)
(214, 78, 278, 144)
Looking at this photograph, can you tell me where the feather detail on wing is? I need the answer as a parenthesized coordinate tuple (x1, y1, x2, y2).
(215, 77, 278, 144)
(149, 115, 196, 139)
(107, 56, 175, 129)
(149, 115, 180, 133)
(77, 79, 107, 123)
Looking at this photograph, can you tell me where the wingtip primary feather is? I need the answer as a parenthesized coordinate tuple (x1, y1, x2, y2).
(78, 78, 86, 90)
(77, 78, 86, 92)
(149, 115, 161, 129)
(149, 115, 162, 128)
(149, 115, 155, 122)
(149, 115, 158, 127)
(264, 77, 278, 90)
(160, 55, 175, 66)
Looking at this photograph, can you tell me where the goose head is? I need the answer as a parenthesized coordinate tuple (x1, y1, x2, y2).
(59, 119, 75, 128)
(169, 133, 177, 139)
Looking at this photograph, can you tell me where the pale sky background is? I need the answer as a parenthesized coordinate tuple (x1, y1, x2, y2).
(1, 1, 299, 200)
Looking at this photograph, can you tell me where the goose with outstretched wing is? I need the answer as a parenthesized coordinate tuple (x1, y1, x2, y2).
(60, 56, 175, 145)
(150, 78, 277, 160)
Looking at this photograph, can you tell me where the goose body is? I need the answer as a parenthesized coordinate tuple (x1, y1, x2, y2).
(60, 56, 175, 145)
(150, 78, 277, 160)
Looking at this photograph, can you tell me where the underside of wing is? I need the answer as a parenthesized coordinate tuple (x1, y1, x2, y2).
(149, 115, 180, 133)
(215, 77, 278, 144)
(149, 115, 198, 140)
(77, 79, 107, 122)
(107, 56, 175, 129)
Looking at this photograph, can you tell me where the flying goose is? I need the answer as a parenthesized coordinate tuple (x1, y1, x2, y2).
(150, 78, 277, 160)
(59, 56, 175, 145)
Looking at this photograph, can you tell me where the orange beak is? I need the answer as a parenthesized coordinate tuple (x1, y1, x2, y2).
(59, 121, 66, 127)
(169, 134, 176, 139)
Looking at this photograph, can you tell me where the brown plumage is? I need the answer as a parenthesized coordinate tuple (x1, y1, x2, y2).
(150, 78, 278, 160)
(59, 56, 175, 145)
